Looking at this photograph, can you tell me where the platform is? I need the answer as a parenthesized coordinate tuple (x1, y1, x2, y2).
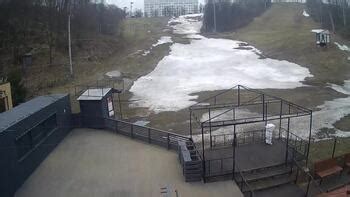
(15, 129, 243, 197)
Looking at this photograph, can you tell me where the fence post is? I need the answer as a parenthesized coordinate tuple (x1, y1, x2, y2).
(167, 133, 170, 150)
(131, 124, 134, 138)
(332, 137, 337, 158)
(148, 128, 151, 143)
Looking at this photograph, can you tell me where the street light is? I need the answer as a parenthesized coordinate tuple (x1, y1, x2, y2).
(213, 0, 217, 33)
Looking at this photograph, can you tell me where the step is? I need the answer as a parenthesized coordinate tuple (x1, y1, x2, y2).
(240, 163, 289, 174)
(237, 166, 292, 183)
(242, 175, 293, 192)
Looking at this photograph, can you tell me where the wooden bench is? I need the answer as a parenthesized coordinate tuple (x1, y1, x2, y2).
(317, 185, 350, 197)
(314, 158, 343, 184)
(344, 153, 350, 169)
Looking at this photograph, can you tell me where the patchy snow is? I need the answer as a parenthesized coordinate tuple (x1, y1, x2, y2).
(142, 50, 150, 56)
(105, 70, 121, 78)
(130, 37, 312, 113)
(311, 29, 327, 33)
(303, 10, 310, 17)
(152, 36, 173, 47)
(168, 14, 203, 34)
(334, 42, 350, 52)
(134, 120, 150, 126)
(129, 13, 312, 113)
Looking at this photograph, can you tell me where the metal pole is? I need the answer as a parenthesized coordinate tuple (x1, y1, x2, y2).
(262, 94, 265, 121)
(213, 0, 217, 33)
(68, 14, 73, 76)
(209, 108, 212, 148)
(279, 100, 283, 139)
(190, 110, 193, 138)
(285, 117, 290, 164)
(237, 85, 240, 106)
(201, 125, 206, 183)
(306, 112, 313, 167)
(118, 93, 123, 119)
(232, 131, 236, 180)
(332, 137, 337, 158)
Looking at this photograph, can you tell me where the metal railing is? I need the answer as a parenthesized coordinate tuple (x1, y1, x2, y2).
(280, 128, 309, 159)
(235, 164, 255, 197)
(211, 129, 265, 148)
(205, 157, 234, 177)
(103, 118, 191, 150)
(292, 159, 324, 196)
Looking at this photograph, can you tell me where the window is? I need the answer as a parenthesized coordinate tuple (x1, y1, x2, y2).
(15, 114, 57, 160)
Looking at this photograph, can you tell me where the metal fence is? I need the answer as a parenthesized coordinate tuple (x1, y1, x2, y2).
(211, 129, 266, 148)
(103, 118, 190, 150)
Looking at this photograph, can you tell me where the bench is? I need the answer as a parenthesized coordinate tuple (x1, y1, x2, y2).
(344, 153, 350, 169)
(314, 158, 343, 184)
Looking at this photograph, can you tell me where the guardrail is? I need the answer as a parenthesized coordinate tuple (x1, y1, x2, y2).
(292, 159, 324, 196)
(280, 128, 309, 159)
(235, 164, 255, 197)
(103, 118, 191, 150)
(211, 129, 265, 148)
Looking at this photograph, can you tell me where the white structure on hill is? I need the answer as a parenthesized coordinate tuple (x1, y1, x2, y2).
(144, 0, 199, 17)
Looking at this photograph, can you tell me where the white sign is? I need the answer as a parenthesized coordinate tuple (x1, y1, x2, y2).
(107, 97, 114, 117)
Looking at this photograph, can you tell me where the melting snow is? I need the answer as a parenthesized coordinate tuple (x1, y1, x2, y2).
(105, 70, 121, 78)
(130, 38, 311, 112)
(334, 42, 350, 52)
(130, 14, 312, 113)
(303, 10, 310, 17)
(311, 29, 327, 33)
(142, 50, 150, 56)
(152, 36, 173, 47)
(168, 14, 203, 35)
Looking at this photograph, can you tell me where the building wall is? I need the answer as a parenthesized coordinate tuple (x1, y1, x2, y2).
(0, 95, 72, 197)
(0, 82, 13, 111)
(144, 0, 199, 17)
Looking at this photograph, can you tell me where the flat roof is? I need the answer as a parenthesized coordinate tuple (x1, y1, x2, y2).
(0, 94, 67, 133)
(15, 129, 243, 197)
(77, 88, 112, 101)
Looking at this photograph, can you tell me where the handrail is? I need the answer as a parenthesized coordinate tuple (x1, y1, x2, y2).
(107, 118, 190, 140)
(235, 164, 255, 197)
(292, 159, 324, 196)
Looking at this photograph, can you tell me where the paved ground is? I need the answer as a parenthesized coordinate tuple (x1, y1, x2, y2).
(15, 129, 243, 197)
(204, 140, 288, 175)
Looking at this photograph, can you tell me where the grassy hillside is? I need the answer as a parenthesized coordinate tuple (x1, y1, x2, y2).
(212, 3, 350, 86)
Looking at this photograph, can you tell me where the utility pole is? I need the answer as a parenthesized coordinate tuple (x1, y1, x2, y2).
(130, 1, 134, 17)
(213, 0, 217, 33)
(68, 14, 73, 76)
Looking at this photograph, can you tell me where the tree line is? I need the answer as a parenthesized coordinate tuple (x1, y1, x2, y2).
(0, 0, 125, 66)
(306, 0, 350, 38)
(202, 0, 272, 32)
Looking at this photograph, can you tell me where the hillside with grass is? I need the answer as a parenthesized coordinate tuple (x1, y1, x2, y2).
(214, 3, 350, 86)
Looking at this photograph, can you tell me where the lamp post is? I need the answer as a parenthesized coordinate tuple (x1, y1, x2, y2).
(213, 0, 217, 33)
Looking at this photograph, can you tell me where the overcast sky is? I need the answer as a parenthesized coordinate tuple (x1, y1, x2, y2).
(106, 0, 206, 10)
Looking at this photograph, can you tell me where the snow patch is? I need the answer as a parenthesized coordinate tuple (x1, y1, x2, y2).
(303, 10, 310, 17)
(168, 13, 203, 35)
(142, 50, 150, 56)
(334, 42, 350, 52)
(311, 29, 327, 33)
(152, 36, 173, 47)
(105, 70, 121, 78)
(129, 37, 312, 113)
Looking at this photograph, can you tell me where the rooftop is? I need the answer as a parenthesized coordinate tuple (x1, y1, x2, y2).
(0, 94, 67, 132)
(77, 88, 112, 101)
(15, 128, 243, 197)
